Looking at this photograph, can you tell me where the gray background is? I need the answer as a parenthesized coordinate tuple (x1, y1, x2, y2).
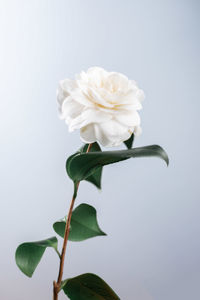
(0, 0, 200, 299)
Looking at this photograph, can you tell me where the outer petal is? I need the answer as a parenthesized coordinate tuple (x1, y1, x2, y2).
(60, 79, 78, 94)
(80, 124, 97, 144)
(114, 111, 140, 127)
(135, 89, 145, 102)
(97, 120, 131, 147)
(134, 125, 142, 136)
(92, 124, 117, 147)
(61, 96, 84, 121)
(57, 79, 78, 109)
(80, 121, 131, 147)
(69, 108, 112, 131)
(57, 84, 68, 107)
(122, 89, 144, 104)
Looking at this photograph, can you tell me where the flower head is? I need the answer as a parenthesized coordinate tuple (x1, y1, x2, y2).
(57, 67, 144, 147)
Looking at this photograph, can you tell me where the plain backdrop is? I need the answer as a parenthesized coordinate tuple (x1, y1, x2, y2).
(0, 0, 200, 299)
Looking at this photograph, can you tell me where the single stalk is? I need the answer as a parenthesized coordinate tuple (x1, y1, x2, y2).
(53, 143, 93, 300)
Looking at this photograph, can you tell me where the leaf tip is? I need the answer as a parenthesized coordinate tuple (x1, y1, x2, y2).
(154, 145, 169, 167)
(162, 149, 169, 166)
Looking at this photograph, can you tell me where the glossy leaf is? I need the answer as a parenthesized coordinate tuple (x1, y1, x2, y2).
(124, 133, 134, 149)
(82, 143, 103, 189)
(53, 203, 106, 241)
(67, 142, 103, 189)
(67, 145, 169, 182)
(15, 237, 58, 277)
(62, 273, 120, 300)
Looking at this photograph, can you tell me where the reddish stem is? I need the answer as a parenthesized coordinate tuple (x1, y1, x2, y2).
(53, 143, 92, 299)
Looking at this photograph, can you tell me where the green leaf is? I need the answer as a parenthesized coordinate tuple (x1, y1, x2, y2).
(67, 142, 103, 189)
(82, 143, 103, 189)
(53, 203, 106, 241)
(62, 273, 120, 300)
(15, 237, 58, 277)
(124, 133, 134, 149)
(66, 145, 169, 182)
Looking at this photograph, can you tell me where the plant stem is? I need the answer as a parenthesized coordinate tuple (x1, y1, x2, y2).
(53, 143, 93, 300)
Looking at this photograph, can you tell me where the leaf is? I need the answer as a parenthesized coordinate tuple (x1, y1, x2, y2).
(62, 273, 120, 300)
(82, 143, 103, 189)
(53, 204, 106, 241)
(66, 145, 169, 182)
(67, 142, 103, 189)
(15, 237, 58, 277)
(124, 133, 134, 149)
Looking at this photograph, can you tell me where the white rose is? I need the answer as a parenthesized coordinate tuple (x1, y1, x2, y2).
(57, 67, 144, 147)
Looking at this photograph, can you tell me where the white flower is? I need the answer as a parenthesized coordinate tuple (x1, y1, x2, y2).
(57, 67, 144, 147)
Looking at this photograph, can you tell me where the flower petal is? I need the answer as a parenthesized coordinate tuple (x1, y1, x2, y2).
(114, 111, 140, 127)
(105, 72, 129, 92)
(61, 79, 77, 92)
(69, 91, 95, 107)
(80, 124, 97, 144)
(81, 120, 131, 147)
(98, 120, 131, 147)
(61, 97, 84, 121)
(134, 125, 142, 136)
(81, 86, 114, 108)
(69, 109, 112, 131)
